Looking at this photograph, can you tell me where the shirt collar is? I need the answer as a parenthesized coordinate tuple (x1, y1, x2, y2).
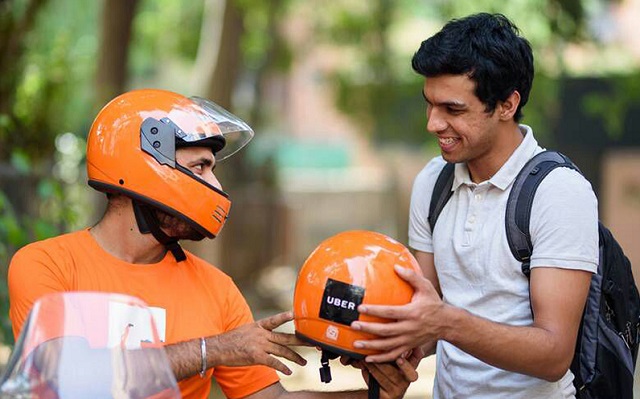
(451, 124, 539, 191)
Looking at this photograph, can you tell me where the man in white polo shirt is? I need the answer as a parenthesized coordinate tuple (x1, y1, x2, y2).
(348, 13, 599, 398)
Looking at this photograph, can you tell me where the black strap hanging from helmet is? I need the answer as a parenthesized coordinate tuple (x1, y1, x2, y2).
(132, 200, 187, 262)
(319, 350, 338, 383)
(318, 349, 380, 399)
(368, 375, 380, 399)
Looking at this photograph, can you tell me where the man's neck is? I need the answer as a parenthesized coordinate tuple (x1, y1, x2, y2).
(467, 123, 524, 183)
(90, 198, 167, 264)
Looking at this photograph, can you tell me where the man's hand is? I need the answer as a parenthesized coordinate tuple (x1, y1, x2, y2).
(209, 311, 309, 375)
(360, 346, 425, 399)
(351, 265, 444, 362)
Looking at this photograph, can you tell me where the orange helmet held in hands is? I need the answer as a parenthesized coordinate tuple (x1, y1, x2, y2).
(293, 230, 421, 385)
(86, 89, 253, 259)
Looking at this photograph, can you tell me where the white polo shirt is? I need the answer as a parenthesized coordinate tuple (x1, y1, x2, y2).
(408, 125, 599, 398)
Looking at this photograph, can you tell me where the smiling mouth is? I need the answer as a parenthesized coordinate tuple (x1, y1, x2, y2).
(439, 137, 458, 145)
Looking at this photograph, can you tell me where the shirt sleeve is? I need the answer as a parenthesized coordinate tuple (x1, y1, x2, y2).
(528, 167, 599, 273)
(8, 243, 72, 339)
(408, 156, 447, 253)
(212, 280, 279, 399)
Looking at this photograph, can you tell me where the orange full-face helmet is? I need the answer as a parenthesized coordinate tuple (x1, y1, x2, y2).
(293, 230, 421, 361)
(86, 89, 253, 242)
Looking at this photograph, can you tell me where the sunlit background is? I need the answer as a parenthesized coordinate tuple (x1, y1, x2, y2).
(1, 0, 640, 397)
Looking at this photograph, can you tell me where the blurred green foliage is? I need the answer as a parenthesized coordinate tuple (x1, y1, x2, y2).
(321, 0, 600, 148)
(130, 0, 204, 78)
(0, 153, 79, 345)
(0, 0, 99, 345)
(582, 72, 640, 140)
(239, 0, 293, 72)
(0, 0, 638, 350)
(0, 0, 98, 161)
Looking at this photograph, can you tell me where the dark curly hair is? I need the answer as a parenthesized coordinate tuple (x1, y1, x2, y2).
(411, 13, 534, 122)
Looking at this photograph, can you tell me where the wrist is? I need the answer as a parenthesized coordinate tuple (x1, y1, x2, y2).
(204, 335, 224, 369)
(436, 303, 462, 343)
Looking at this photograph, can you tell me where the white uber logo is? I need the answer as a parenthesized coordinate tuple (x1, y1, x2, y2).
(326, 296, 357, 310)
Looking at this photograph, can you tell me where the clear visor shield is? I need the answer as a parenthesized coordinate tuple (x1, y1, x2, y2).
(165, 97, 254, 161)
(0, 292, 180, 399)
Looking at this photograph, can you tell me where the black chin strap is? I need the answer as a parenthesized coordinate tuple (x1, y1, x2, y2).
(319, 350, 380, 399)
(319, 350, 337, 383)
(132, 200, 186, 262)
(368, 375, 380, 399)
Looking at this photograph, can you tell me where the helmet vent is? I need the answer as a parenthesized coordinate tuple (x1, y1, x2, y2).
(119, 179, 124, 185)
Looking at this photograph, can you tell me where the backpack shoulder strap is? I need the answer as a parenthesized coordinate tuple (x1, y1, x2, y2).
(505, 150, 581, 278)
(428, 162, 455, 233)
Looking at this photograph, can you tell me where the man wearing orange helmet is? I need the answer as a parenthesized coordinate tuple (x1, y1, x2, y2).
(350, 13, 599, 399)
(8, 89, 417, 399)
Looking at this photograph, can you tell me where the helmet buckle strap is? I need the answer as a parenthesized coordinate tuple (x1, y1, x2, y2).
(132, 200, 187, 262)
(318, 349, 380, 399)
(319, 350, 333, 383)
(368, 375, 380, 399)
(132, 200, 151, 234)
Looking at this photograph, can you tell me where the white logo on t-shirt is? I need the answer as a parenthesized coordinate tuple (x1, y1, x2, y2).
(107, 302, 167, 348)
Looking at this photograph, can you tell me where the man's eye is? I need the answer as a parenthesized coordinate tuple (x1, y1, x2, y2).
(193, 164, 204, 173)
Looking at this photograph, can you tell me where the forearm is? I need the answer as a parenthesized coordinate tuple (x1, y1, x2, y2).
(166, 312, 310, 381)
(441, 305, 571, 381)
(164, 335, 241, 381)
(164, 338, 203, 381)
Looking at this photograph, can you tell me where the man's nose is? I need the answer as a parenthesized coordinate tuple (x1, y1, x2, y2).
(426, 109, 447, 133)
(205, 171, 223, 191)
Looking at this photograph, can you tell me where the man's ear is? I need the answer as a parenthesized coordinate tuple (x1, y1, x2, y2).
(498, 90, 521, 121)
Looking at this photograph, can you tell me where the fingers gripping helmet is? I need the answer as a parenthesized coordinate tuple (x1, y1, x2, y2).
(87, 89, 253, 259)
(293, 230, 421, 385)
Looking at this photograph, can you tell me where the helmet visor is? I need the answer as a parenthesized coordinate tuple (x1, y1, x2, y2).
(180, 97, 254, 161)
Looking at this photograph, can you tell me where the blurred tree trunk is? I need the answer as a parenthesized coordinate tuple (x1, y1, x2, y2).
(95, 0, 140, 108)
(90, 0, 140, 223)
(192, 0, 243, 108)
(189, 0, 288, 296)
(191, 1, 246, 183)
(0, 0, 48, 159)
(207, 0, 243, 108)
(191, 0, 224, 98)
(186, 0, 247, 277)
(204, 0, 244, 109)
(247, 0, 285, 128)
(0, 0, 48, 219)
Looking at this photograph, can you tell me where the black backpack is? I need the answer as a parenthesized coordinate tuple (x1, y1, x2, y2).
(428, 150, 640, 399)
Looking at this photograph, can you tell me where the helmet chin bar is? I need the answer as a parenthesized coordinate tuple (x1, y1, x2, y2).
(132, 200, 187, 262)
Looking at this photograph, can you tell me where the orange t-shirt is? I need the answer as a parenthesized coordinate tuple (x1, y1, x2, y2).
(8, 229, 279, 399)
